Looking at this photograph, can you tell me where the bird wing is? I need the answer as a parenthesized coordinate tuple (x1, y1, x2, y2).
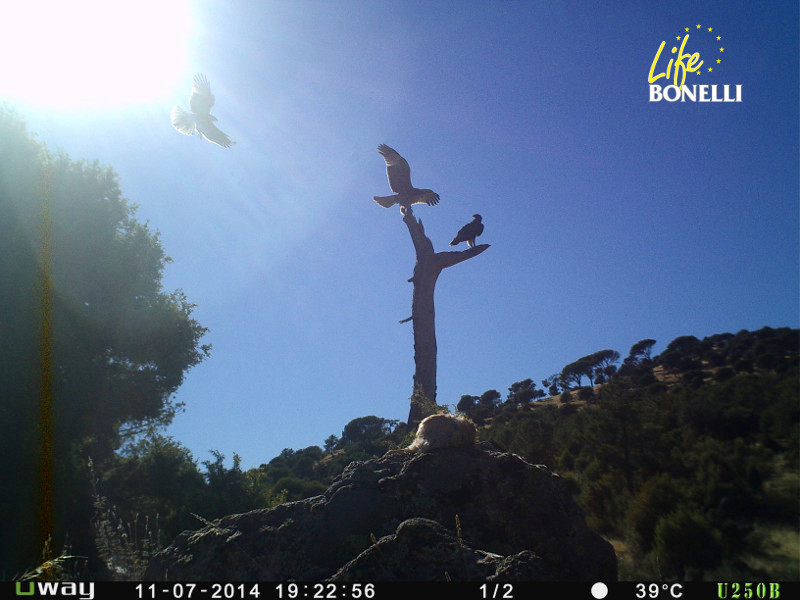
(197, 120, 235, 148)
(377, 144, 413, 194)
(410, 190, 440, 207)
(189, 73, 216, 116)
(457, 222, 472, 238)
(451, 219, 480, 244)
(170, 106, 197, 136)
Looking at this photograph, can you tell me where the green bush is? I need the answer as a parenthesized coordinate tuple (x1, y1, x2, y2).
(654, 507, 723, 580)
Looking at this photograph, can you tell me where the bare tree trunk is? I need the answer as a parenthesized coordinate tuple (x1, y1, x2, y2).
(401, 208, 489, 431)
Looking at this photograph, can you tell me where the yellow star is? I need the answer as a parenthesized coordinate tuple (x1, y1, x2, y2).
(708, 67, 713, 72)
(720, 47, 725, 52)
(685, 27, 690, 32)
(696, 24, 701, 29)
(716, 58, 721, 64)
(717, 35, 721, 40)
(708, 27, 713, 32)
(676, 36, 681, 41)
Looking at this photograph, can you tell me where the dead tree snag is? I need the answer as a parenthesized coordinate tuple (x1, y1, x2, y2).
(401, 208, 489, 430)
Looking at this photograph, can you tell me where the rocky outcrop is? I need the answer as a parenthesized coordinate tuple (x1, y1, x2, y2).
(329, 517, 562, 581)
(144, 443, 617, 581)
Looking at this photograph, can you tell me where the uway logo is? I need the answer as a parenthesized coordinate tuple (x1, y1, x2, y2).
(648, 23, 742, 102)
(15, 581, 94, 600)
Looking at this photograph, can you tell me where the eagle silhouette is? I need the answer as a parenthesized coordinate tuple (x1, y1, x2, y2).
(450, 214, 484, 248)
(373, 144, 439, 212)
(171, 74, 234, 148)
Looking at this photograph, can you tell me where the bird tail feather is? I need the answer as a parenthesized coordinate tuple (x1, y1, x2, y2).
(373, 195, 398, 208)
(171, 106, 197, 136)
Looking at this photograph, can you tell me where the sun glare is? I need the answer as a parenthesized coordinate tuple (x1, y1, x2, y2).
(0, 0, 192, 110)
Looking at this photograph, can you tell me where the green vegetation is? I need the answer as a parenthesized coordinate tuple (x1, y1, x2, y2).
(2, 109, 797, 582)
(81, 327, 800, 581)
(477, 327, 799, 580)
(0, 107, 209, 579)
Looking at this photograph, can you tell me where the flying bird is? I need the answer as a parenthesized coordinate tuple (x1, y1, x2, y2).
(373, 144, 439, 212)
(449, 214, 484, 248)
(171, 74, 234, 148)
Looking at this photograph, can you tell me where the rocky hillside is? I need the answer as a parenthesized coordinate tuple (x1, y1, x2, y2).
(144, 440, 616, 581)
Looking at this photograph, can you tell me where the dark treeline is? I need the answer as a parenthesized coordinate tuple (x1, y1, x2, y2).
(477, 326, 799, 580)
(88, 326, 796, 582)
(24, 326, 800, 581)
(2, 108, 797, 582)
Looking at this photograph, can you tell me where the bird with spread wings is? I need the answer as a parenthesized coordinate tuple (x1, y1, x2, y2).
(373, 144, 439, 212)
(171, 74, 234, 148)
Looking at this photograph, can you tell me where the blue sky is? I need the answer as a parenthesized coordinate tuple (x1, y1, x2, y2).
(4, 1, 798, 469)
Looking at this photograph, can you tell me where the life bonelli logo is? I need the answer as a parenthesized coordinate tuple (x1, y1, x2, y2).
(648, 23, 742, 102)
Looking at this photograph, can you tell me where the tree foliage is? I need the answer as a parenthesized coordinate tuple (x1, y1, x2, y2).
(481, 326, 798, 580)
(338, 416, 403, 454)
(560, 349, 620, 388)
(0, 108, 209, 575)
(50, 325, 798, 581)
(506, 378, 545, 405)
(628, 339, 656, 364)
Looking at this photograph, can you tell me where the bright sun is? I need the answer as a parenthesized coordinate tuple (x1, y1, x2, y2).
(0, 0, 192, 110)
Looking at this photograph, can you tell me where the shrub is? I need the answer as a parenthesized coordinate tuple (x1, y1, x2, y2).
(654, 507, 723, 579)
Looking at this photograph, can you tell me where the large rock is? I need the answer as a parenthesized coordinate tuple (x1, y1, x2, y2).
(144, 443, 617, 581)
(329, 517, 562, 581)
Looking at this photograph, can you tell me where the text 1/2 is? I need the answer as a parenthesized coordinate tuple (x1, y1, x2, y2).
(479, 583, 513, 599)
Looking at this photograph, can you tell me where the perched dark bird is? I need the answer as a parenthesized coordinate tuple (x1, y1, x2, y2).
(171, 74, 234, 148)
(449, 214, 484, 248)
(373, 144, 439, 212)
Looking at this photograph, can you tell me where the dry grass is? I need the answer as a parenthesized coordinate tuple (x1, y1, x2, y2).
(607, 537, 661, 580)
(742, 524, 800, 580)
(89, 458, 161, 580)
(15, 537, 86, 582)
(608, 523, 800, 582)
